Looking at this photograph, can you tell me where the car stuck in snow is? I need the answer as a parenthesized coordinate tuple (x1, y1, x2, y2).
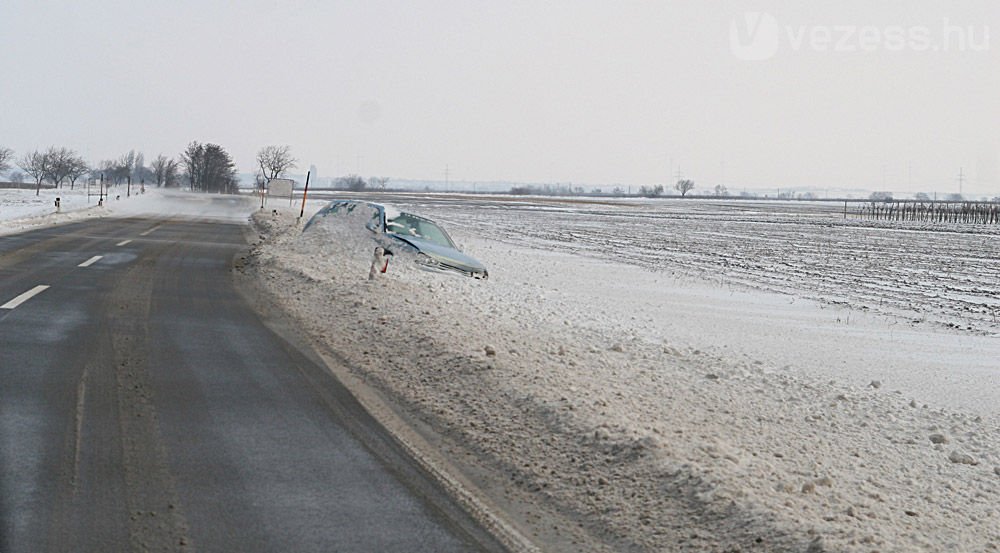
(303, 200, 489, 279)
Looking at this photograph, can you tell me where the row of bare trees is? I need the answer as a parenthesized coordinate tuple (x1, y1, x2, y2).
(3, 146, 90, 195)
(1, 142, 263, 195)
(0, 146, 180, 194)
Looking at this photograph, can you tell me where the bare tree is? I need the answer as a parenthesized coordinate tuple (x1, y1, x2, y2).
(150, 154, 180, 187)
(18, 150, 49, 195)
(0, 147, 13, 176)
(151, 155, 167, 186)
(150, 155, 179, 187)
(42, 146, 80, 189)
(163, 159, 179, 187)
(66, 155, 90, 190)
(256, 145, 297, 183)
(118, 150, 138, 181)
(180, 142, 203, 191)
(675, 179, 695, 197)
(131, 151, 145, 182)
(369, 176, 389, 190)
(714, 184, 728, 196)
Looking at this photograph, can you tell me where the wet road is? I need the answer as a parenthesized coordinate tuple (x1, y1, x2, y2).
(0, 211, 500, 552)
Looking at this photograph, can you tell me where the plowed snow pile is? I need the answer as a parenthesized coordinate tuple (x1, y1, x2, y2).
(247, 203, 999, 553)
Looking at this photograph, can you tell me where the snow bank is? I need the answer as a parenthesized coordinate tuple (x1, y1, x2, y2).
(246, 208, 1000, 553)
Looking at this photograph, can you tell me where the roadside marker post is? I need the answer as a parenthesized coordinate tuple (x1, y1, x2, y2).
(299, 170, 311, 222)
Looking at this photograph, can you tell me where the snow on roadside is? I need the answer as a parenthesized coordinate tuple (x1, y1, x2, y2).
(247, 209, 1000, 553)
(0, 187, 104, 235)
(0, 187, 258, 236)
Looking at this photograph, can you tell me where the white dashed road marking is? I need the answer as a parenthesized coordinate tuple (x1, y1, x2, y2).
(78, 256, 103, 268)
(139, 225, 161, 236)
(1, 285, 51, 310)
(116, 240, 132, 246)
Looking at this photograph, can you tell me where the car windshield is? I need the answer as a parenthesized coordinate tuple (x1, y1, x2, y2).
(385, 213, 455, 248)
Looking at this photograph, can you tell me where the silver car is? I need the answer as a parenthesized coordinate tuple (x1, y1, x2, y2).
(304, 200, 489, 279)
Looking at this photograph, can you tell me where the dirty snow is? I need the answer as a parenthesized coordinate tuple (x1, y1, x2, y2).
(244, 195, 1000, 553)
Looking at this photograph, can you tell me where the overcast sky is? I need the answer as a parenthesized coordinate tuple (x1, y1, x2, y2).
(1, 1, 998, 194)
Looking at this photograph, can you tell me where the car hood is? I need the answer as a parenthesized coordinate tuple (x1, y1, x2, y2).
(390, 234, 487, 274)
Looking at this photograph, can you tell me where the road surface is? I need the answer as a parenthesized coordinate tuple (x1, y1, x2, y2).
(0, 209, 503, 552)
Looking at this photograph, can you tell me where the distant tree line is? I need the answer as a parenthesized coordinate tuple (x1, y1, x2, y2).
(330, 174, 390, 192)
(509, 183, 580, 196)
(507, 179, 698, 198)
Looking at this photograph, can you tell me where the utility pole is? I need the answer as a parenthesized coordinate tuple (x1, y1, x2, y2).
(444, 164, 449, 191)
(958, 167, 966, 197)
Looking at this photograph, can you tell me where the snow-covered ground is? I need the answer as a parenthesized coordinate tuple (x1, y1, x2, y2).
(4, 189, 998, 551)
(0, 187, 102, 234)
(246, 195, 1000, 553)
(0, 186, 256, 234)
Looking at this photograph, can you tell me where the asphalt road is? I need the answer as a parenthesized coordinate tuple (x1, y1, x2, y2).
(0, 211, 502, 552)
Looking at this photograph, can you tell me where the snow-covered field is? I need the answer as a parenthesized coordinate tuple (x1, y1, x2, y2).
(0, 187, 101, 234)
(4, 189, 998, 551)
(246, 194, 1000, 553)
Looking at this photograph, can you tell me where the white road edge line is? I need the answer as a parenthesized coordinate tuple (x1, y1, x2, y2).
(78, 255, 103, 268)
(139, 225, 161, 236)
(116, 240, 132, 246)
(1, 285, 51, 310)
